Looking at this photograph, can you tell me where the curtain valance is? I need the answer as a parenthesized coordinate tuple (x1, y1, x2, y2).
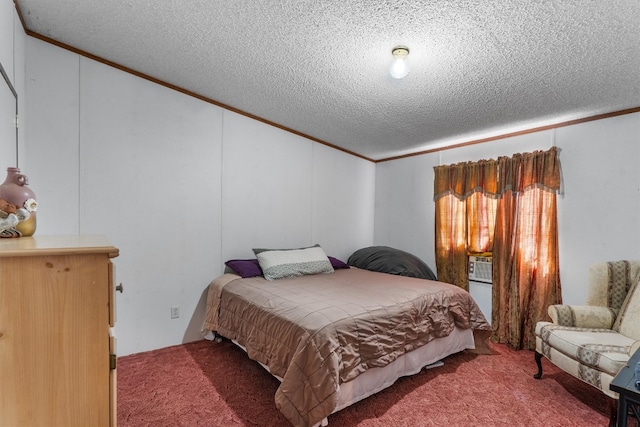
(433, 146, 561, 201)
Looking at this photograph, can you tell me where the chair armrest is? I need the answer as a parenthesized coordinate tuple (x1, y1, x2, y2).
(630, 340, 640, 356)
(548, 304, 617, 328)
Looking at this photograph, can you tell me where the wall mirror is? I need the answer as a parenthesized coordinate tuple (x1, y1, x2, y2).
(0, 60, 18, 170)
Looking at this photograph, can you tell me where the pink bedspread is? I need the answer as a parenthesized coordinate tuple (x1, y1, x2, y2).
(203, 268, 491, 427)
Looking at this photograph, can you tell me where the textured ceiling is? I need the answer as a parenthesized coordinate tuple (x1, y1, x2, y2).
(15, 0, 640, 161)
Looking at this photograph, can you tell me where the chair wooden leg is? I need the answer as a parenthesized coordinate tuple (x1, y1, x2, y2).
(533, 351, 543, 379)
(608, 398, 617, 427)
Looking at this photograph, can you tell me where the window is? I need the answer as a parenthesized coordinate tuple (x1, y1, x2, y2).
(433, 147, 562, 349)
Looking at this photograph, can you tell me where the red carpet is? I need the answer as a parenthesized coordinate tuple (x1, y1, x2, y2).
(117, 339, 615, 426)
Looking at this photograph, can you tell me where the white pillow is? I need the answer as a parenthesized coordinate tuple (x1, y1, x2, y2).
(253, 245, 334, 281)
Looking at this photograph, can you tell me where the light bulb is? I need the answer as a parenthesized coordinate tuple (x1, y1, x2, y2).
(390, 57, 409, 79)
(390, 46, 409, 79)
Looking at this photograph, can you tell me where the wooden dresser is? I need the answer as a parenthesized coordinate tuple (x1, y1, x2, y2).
(0, 235, 119, 427)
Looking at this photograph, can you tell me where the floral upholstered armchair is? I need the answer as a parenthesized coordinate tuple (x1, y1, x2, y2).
(534, 260, 640, 426)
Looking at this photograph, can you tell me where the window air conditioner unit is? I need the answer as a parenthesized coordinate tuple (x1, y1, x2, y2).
(469, 255, 492, 284)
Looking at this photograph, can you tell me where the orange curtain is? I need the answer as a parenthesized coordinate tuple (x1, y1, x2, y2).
(467, 192, 497, 254)
(434, 147, 561, 349)
(435, 193, 468, 289)
(491, 149, 562, 350)
(434, 159, 499, 290)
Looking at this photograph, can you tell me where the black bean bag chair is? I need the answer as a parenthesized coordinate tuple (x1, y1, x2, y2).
(347, 246, 437, 281)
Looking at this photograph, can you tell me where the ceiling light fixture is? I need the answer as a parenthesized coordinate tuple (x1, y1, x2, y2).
(390, 46, 410, 79)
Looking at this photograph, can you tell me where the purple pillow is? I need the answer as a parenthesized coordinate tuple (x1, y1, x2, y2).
(225, 259, 263, 278)
(328, 256, 350, 270)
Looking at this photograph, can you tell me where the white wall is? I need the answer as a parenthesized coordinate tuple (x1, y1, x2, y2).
(555, 114, 640, 297)
(0, 1, 13, 73)
(0, 3, 23, 173)
(311, 142, 375, 259)
(375, 116, 640, 310)
(24, 41, 79, 231)
(221, 113, 375, 261)
(24, 38, 375, 355)
(78, 58, 225, 352)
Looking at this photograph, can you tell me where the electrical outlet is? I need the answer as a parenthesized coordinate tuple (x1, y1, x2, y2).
(170, 306, 180, 319)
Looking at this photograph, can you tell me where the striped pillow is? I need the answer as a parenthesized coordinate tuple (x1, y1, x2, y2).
(253, 245, 334, 281)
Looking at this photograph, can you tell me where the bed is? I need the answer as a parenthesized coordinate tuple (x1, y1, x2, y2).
(203, 246, 491, 427)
